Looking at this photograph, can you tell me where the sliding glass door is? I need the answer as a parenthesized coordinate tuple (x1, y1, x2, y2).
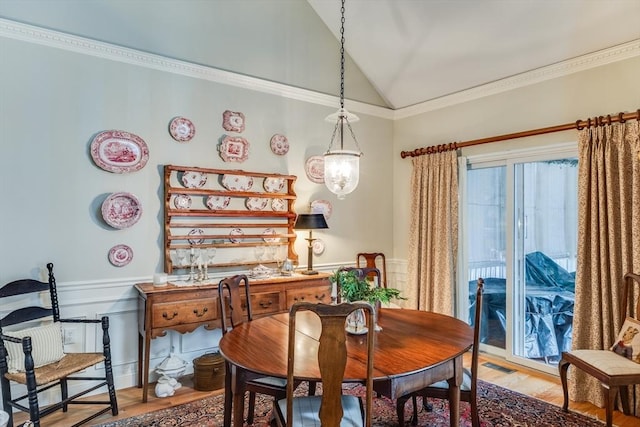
(463, 147, 577, 373)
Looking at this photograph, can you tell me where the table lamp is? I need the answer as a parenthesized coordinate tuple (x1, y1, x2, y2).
(294, 213, 328, 275)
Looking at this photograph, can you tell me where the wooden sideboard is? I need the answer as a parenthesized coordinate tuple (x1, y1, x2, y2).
(135, 273, 331, 402)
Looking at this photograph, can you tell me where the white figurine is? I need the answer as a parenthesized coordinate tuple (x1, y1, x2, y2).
(154, 374, 181, 398)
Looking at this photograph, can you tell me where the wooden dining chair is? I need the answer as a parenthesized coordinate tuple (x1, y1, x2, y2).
(218, 275, 314, 426)
(559, 272, 640, 427)
(356, 253, 387, 288)
(274, 301, 375, 427)
(218, 274, 284, 425)
(0, 263, 118, 427)
(396, 278, 484, 427)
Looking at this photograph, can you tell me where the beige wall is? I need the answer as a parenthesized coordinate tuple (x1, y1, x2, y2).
(392, 56, 640, 260)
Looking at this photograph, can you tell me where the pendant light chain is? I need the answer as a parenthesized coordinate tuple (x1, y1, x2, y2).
(323, 0, 362, 200)
(340, 0, 346, 109)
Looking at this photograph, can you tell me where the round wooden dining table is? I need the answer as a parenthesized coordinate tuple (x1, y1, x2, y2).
(219, 307, 473, 427)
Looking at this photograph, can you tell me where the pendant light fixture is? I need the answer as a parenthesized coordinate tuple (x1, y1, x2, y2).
(324, 0, 363, 200)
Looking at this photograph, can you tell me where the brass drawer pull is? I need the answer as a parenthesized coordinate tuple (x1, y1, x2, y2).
(163, 311, 178, 320)
(259, 300, 273, 308)
(193, 307, 209, 317)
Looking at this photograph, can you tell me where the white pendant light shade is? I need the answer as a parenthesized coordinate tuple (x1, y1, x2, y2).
(324, 149, 360, 200)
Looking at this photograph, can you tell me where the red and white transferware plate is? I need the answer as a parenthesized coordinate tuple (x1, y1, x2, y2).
(173, 194, 192, 209)
(262, 228, 280, 243)
(271, 198, 287, 212)
(90, 130, 149, 173)
(181, 170, 207, 188)
(263, 177, 286, 193)
(108, 244, 133, 267)
(222, 110, 245, 133)
(219, 135, 249, 162)
(221, 174, 254, 191)
(246, 197, 269, 211)
(305, 155, 325, 183)
(169, 116, 195, 142)
(101, 192, 142, 229)
(310, 199, 333, 220)
(228, 228, 244, 243)
(206, 195, 231, 210)
(188, 228, 205, 245)
(270, 134, 289, 155)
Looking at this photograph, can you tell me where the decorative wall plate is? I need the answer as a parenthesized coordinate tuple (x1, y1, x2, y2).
(206, 195, 231, 210)
(181, 170, 207, 188)
(90, 130, 149, 173)
(229, 228, 244, 243)
(108, 244, 133, 267)
(101, 192, 142, 229)
(310, 199, 333, 219)
(222, 110, 245, 133)
(173, 194, 192, 209)
(263, 177, 286, 193)
(169, 116, 195, 142)
(188, 228, 205, 245)
(305, 155, 325, 183)
(270, 134, 289, 155)
(262, 228, 280, 243)
(221, 174, 253, 191)
(246, 197, 269, 211)
(271, 198, 287, 211)
(219, 135, 249, 162)
(312, 238, 325, 255)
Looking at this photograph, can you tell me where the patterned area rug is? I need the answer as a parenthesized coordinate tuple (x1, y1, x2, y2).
(95, 380, 605, 426)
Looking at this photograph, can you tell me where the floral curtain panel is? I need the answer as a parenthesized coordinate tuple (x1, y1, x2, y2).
(406, 150, 458, 314)
(571, 119, 640, 413)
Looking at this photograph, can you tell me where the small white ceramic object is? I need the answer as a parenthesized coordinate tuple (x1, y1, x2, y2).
(153, 273, 168, 286)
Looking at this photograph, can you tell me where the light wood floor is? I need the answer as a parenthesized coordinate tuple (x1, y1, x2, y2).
(11, 353, 639, 426)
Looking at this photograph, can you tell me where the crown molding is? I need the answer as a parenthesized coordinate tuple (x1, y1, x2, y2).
(0, 18, 394, 120)
(1, 18, 636, 121)
(394, 39, 640, 120)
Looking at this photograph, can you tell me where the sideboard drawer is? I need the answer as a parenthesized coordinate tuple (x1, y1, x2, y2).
(251, 292, 281, 315)
(152, 298, 217, 328)
(286, 285, 331, 306)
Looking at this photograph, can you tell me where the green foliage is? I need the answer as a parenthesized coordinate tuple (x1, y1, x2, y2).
(330, 269, 405, 304)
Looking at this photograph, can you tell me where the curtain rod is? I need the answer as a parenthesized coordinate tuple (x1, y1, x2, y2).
(400, 109, 640, 159)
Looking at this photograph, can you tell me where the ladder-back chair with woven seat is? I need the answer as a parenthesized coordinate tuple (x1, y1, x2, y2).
(356, 253, 387, 288)
(396, 278, 484, 427)
(559, 272, 640, 427)
(274, 301, 375, 427)
(218, 275, 314, 426)
(0, 263, 118, 427)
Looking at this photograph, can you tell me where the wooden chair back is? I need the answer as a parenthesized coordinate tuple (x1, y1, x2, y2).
(218, 274, 251, 334)
(285, 302, 375, 427)
(357, 252, 387, 287)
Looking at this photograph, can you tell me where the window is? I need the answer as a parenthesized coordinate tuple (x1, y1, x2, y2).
(461, 144, 577, 374)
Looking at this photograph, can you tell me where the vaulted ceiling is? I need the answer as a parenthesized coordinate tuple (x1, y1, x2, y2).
(308, 0, 640, 109)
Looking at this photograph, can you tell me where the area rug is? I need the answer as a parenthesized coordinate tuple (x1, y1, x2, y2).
(95, 380, 605, 426)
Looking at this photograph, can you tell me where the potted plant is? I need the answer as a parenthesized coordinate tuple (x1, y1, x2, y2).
(329, 269, 405, 332)
(330, 269, 403, 305)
